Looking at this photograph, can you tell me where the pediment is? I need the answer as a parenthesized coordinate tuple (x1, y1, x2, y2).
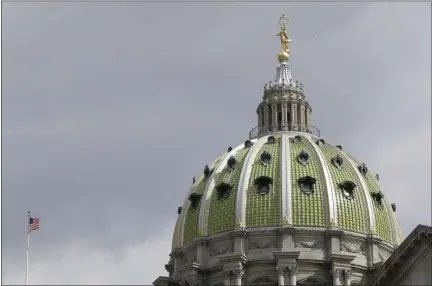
(297, 276, 326, 285)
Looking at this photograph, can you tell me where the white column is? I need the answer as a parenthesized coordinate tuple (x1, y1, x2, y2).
(306, 107, 311, 125)
(330, 267, 342, 286)
(299, 105, 305, 131)
(291, 103, 297, 130)
(264, 105, 269, 132)
(276, 265, 285, 286)
(287, 266, 298, 286)
(224, 270, 231, 286)
(281, 102, 288, 130)
(271, 103, 277, 131)
(233, 268, 244, 286)
(344, 269, 352, 286)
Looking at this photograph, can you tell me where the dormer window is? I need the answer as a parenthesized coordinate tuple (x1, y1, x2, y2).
(331, 155, 344, 170)
(216, 183, 232, 201)
(371, 192, 384, 209)
(358, 163, 368, 176)
(297, 150, 309, 166)
(391, 203, 396, 212)
(316, 139, 325, 146)
(244, 140, 253, 148)
(204, 165, 213, 179)
(260, 151, 272, 166)
(227, 156, 237, 170)
(255, 176, 273, 195)
(228, 146, 233, 152)
(189, 193, 201, 210)
(298, 176, 316, 195)
(177, 206, 182, 214)
(339, 181, 356, 200)
(336, 145, 343, 150)
(293, 136, 302, 143)
(267, 136, 276, 144)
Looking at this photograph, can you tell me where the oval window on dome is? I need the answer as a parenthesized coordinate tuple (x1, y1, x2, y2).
(293, 136, 302, 143)
(331, 155, 344, 170)
(177, 206, 182, 215)
(189, 193, 201, 210)
(358, 163, 368, 176)
(316, 139, 325, 146)
(260, 151, 272, 166)
(227, 156, 237, 171)
(254, 176, 273, 195)
(371, 192, 384, 209)
(204, 165, 213, 179)
(391, 203, 396, 212)
(216, 183, 232, 201)
(335, 145, 343, 150)
(339, 181, 356, 200)
(298, 176, 316, 195)
(267, 136, 276, 144)
(228, 146, 233, 152)
(297, 150, 309, 166)
(244, 140, 253, 148)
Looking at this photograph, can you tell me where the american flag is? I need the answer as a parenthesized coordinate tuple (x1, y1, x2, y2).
(28, 217, 40, 233)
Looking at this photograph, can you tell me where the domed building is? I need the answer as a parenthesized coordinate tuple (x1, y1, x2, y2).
(153, 17, 432, 286)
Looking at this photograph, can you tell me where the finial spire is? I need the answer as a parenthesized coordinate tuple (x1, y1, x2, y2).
(273, 14, 292, 62)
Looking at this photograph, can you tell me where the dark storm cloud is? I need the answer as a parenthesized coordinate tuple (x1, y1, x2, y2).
(2, 2, 430, 284)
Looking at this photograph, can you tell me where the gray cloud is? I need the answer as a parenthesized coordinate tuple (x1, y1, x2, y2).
(2, 2, 430, 284)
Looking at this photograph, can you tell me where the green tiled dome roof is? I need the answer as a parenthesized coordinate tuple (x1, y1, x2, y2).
(172, 133, 403, 250)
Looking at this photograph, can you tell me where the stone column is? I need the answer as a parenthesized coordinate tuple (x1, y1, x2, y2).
(257, 107, 263, 134)
(306, 107, 311, 125)
(281, 101, 288, 131)
(271, 103, 277, 131)
(223, 270, 231, 286)
(287, 266, 298, 286)
(264, 104, 269, 132)
(276, 265, 286, 286)
(291, 103, 297, 130)
(299, 105, 305, 131)
(343, 269, 352, 286)
(330, 267, 343, 286)
(233, 268, 244, 286)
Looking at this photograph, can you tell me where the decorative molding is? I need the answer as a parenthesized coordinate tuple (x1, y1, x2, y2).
(184, 274, 201, 286)
(232, 268, 245, 279)
(340, 241, 365, 255)
(287, 266, 298, 275)
(378, 251, 390, 262)
(343, 269, 352, 279)
(294, 239, 322, 249)
(276, 265, 286, 274)
(223, 270, 231, 278)
(248, 239, 277, 249)
(330, 267, 343, 278)
(208, 242, 233, 257)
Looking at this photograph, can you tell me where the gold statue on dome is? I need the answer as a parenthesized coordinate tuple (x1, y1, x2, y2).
(273, 14, 291, 61)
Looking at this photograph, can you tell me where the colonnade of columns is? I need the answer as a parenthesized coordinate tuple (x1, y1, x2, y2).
(257, 101, 311, 135)
(276, 265, 298, 285)
(330, 268, 352, 286)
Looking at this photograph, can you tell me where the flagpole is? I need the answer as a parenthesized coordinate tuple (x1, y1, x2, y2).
(25, 211, 30, 286)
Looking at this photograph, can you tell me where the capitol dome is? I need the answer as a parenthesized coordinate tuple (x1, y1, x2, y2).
(154, 17, 404, 286)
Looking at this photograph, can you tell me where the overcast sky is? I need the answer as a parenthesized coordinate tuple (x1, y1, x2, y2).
(2, 1, 431, 285)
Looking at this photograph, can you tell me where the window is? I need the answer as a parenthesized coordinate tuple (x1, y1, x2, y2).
(216, 183, 232, 201)
(358, 163, 368, 176)
(298, 176, 316, 195)
(391, 203, 396, 212)
(244, 140, 253, 148)
(267, 136, 276, 144)
(297, 150, 309, 166)
(293, 135, 302, 143)
(189, 193, 201, 210)
(204, 165, 213, 179)
(260, 151, 272, 166)
(227, 156, 237, 170)
(339, 181, 356, 200)
(331, 155, 344, 170)
(316, 139, 325, 146)
(371, 192, 384, 209)
(177, 206, 182, 214)
(255, 176, 273, 195)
